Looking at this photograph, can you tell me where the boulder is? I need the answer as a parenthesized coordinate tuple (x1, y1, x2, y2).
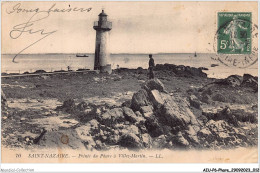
(225, 75, 242, 87)
(122, 107, 145, 124)
(88, 119, 99, 129)
(121, 100, 132, 108)
(135, 111, 143, 117)
(184, 125, 199, 145)
(141, 133, 152, 148)
(241, 74, 258, 92)
(159, 95, 192, 128)
(100, 108, 125, 126)
(172, 132, 189, 147)
(127, 125, 140, 135)
(56, 99, 76, 113)
(118, 133, 143, 149)
(140, 105, 153, 118)
(131, 89, 151, 111)
(130, 78, 199, 134)
(197, 128, 215, 147)
(189, 95, 201, 109)
(149, 90, 165, 108)
(154, 64, 207, 78)
(106, 135, 120, 145)
(152, 135, 168, 149)
(242, 74, 258, 83)
(145, 115, 164, 137)
(200, 94, 211, 104)
(76, 101, 89, 111)
(142, 78, 166, 93)
(212, 93, 226, 102)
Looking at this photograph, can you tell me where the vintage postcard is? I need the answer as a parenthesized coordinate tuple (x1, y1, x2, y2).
(1, 1, 258, 165)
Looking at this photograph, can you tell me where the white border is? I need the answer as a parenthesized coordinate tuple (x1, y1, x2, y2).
(0, 0, 259, 172)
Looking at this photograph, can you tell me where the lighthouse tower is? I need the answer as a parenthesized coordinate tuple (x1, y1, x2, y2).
(93, 10, 112, 73)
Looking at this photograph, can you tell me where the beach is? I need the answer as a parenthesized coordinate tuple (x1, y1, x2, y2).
(1, 63, 258, 160)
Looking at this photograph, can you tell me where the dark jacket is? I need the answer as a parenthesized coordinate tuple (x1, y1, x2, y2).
(149, 58, 155, 68)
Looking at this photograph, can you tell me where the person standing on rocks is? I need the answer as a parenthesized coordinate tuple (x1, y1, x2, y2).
(148, 54, 155, 79)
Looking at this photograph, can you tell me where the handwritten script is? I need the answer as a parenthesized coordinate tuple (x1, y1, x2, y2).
(6, 3, 92, 62)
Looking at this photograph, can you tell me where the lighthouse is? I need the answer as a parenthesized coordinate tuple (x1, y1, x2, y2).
(93, 10, 112, 73)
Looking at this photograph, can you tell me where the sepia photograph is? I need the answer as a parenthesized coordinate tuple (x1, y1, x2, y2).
(1, 1, 258, 166)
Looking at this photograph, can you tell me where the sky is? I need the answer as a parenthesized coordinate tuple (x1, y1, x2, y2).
(2, 1, 258, 54)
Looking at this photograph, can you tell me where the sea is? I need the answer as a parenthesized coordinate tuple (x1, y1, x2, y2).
(1, 53, 258, 79)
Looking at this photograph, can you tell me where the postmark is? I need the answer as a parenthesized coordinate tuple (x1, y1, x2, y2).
(213, 12, 258, 68)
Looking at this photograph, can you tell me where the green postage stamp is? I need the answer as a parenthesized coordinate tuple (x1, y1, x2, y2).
(217, 12, 252, 54)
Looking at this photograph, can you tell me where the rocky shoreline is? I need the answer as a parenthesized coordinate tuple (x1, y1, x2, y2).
(1, 64, 258, 150)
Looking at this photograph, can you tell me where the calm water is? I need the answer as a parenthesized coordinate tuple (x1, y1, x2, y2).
(1, 53, 258, 79)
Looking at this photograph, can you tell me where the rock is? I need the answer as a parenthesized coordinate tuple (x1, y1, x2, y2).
(212, 93, 226, 102)
(200, 94, 211, 104)
(77, 101, 88, 111)
(152, 135, 168, 149)
(152, 135, 167, 148)
(205, 120, 242, 146)
(189, 95, 201, 109)
(2, 116, 7, 120)
(20, 117, 26, 121)
(119, 133, 143, 149)
(197, 128, 214, 148)
(135, 111, 143, 117)
(106, 135, 120, 145)
(76, 120, 99, 138)
(140, 105, 153, 118)
(131, 89, 151, 111)
(122, 100, 132, 108)
(159, 96, 191, 128)
(129, 78, 199, 137)
(56, 99, 76, 113)
(184, 125, 199, 145)
(127, 125, 139, 135)
(198, 128, 212, 136)
(95, 140, 106, 150)
(149, 90, 165, 108)
(88, 119, 99, 129)
(96, 108, 102, 115)
(225, 75, 242, 87)
(84, 108, 93, 114)
(1, 89, 7, 109)
(172, 132, 189, 147)
(203, 106, 257, 126)
(41, 75, 50, 80)
(100, 108, 125, 126)
(241, 74, 258, 92)
(231, 109, 257, 124)
(206, 120, 228, 133)
(141, 133, 152, 148)
(243, 73, 258, 81)
(145, 115, 164, 137)
(154, 64, 207, 77)
(142, 78, 166, 93)
(122, 107, 144, 124)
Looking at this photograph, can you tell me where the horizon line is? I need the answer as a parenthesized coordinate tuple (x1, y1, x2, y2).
(2, 52, 212, 55)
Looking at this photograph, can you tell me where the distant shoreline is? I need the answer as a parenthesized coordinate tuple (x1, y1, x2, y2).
(2, 53, 213, 55)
